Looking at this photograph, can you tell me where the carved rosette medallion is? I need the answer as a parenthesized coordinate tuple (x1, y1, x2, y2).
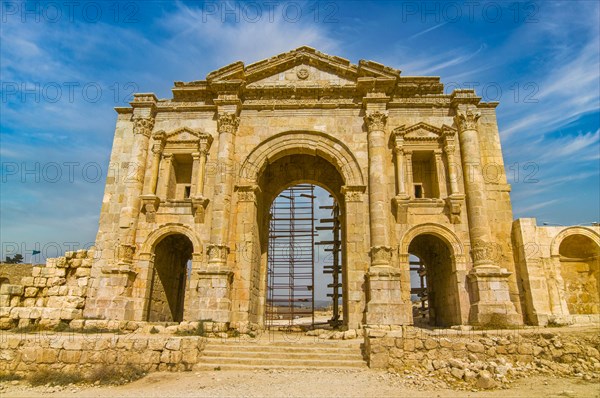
(296, 68, 309, 80)
(132, 116, 155, 137)
(454, 108, 481, 132)
(370, 245, 393, 266)
(217, 113, 240, 135)
(207, 244, 230, 264)
(363, 111, 388, 132)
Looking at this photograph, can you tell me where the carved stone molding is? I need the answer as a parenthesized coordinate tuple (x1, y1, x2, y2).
(217, 112, 240, 135)
(454, 108, 481, 132)
(445, 194, 464, 224)
(392, 195, 411, 224)
(341, 185, 366, 202)
(235, 185, 261, 203)
(191, 196, 210, 223)
(140, 194, 161, 223)
(132, 116, 155, 137)
(370, 245, 393, 267)
(198, 133, 214, 154)
(363, 111, 388, 132)
(207, 244, 230, 264)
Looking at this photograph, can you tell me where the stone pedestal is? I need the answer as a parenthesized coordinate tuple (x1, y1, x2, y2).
(467, 267, 521, 326)
(365, 267, 412, 325)
(186, 270, 233, 323)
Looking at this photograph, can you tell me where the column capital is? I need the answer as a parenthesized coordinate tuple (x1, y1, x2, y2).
(217, 112, 240, 135)
(454, 108, 481, 132)
(162, 152, 173, 160)
(363, 110, 388, 133)
(132, 115, 155, 137)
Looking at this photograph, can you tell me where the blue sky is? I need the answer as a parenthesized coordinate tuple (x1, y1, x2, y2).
(1, 0, 599, 263)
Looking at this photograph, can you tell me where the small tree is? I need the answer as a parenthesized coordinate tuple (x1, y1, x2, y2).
(5, 254, 24, 264)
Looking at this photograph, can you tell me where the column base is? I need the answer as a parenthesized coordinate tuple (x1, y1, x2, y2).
(467, 266, 522, 326)
(365, 267, 412, 325)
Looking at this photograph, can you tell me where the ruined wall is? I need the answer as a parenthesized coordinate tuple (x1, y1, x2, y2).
(0, 250, 94, 330)
(512, 218, 600, 325)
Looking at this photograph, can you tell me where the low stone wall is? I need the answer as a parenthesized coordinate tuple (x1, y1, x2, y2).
(365, 326, 600, 388)
(0, 332, 207, 375)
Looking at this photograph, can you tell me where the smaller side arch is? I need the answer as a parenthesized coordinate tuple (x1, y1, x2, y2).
(550, 227, 600, 257)
(140, 223, 202, 255)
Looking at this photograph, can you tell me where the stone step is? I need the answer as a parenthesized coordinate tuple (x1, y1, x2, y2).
(203, 343, 361, 354)
(193, 362, 365, 371)
(196, 356, 366, 368)
(202, 349, 363, 360)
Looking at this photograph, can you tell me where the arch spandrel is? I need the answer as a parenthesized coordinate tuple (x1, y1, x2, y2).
(239, 131, 365, 187)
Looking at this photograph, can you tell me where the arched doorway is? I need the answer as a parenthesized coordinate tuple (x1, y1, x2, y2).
(233, 131, 367, 330)
(408, 233, 463, 327)
(146, 233, 193, 322)
(265, 183, 343, 329)
(558, 234, 600, 314)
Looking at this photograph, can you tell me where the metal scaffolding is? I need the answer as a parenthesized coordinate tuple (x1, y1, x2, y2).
(266, 184, 316, 328)
(410, 259, 428, 319)
(316, 199, 342, 327)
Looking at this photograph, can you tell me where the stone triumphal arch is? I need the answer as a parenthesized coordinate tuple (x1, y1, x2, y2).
(2, 47, 598, 331)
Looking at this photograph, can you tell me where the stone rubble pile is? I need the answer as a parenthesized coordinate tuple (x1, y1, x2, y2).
(366, 328, 600, 390)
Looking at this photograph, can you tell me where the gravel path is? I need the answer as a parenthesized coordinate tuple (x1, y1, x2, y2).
(2, 370, 598, 398)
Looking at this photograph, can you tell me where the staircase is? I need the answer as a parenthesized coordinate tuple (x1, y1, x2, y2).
(195, 337, 367, 370)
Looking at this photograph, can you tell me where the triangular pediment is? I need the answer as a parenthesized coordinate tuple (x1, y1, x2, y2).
(205, 46, 401, 86)
(154, 127, 210, 143)
(393, 122, 456, 141)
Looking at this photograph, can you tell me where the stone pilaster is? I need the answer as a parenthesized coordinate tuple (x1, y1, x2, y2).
(140, 132, 165, 223)
(454, 107, 520, 326)
(191, 133, 213, 223)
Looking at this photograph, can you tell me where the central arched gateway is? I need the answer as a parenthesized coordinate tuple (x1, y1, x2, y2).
(232, 131, 367, 330)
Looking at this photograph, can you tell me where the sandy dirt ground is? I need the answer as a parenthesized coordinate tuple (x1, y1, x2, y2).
(2, 369, 598, 398)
